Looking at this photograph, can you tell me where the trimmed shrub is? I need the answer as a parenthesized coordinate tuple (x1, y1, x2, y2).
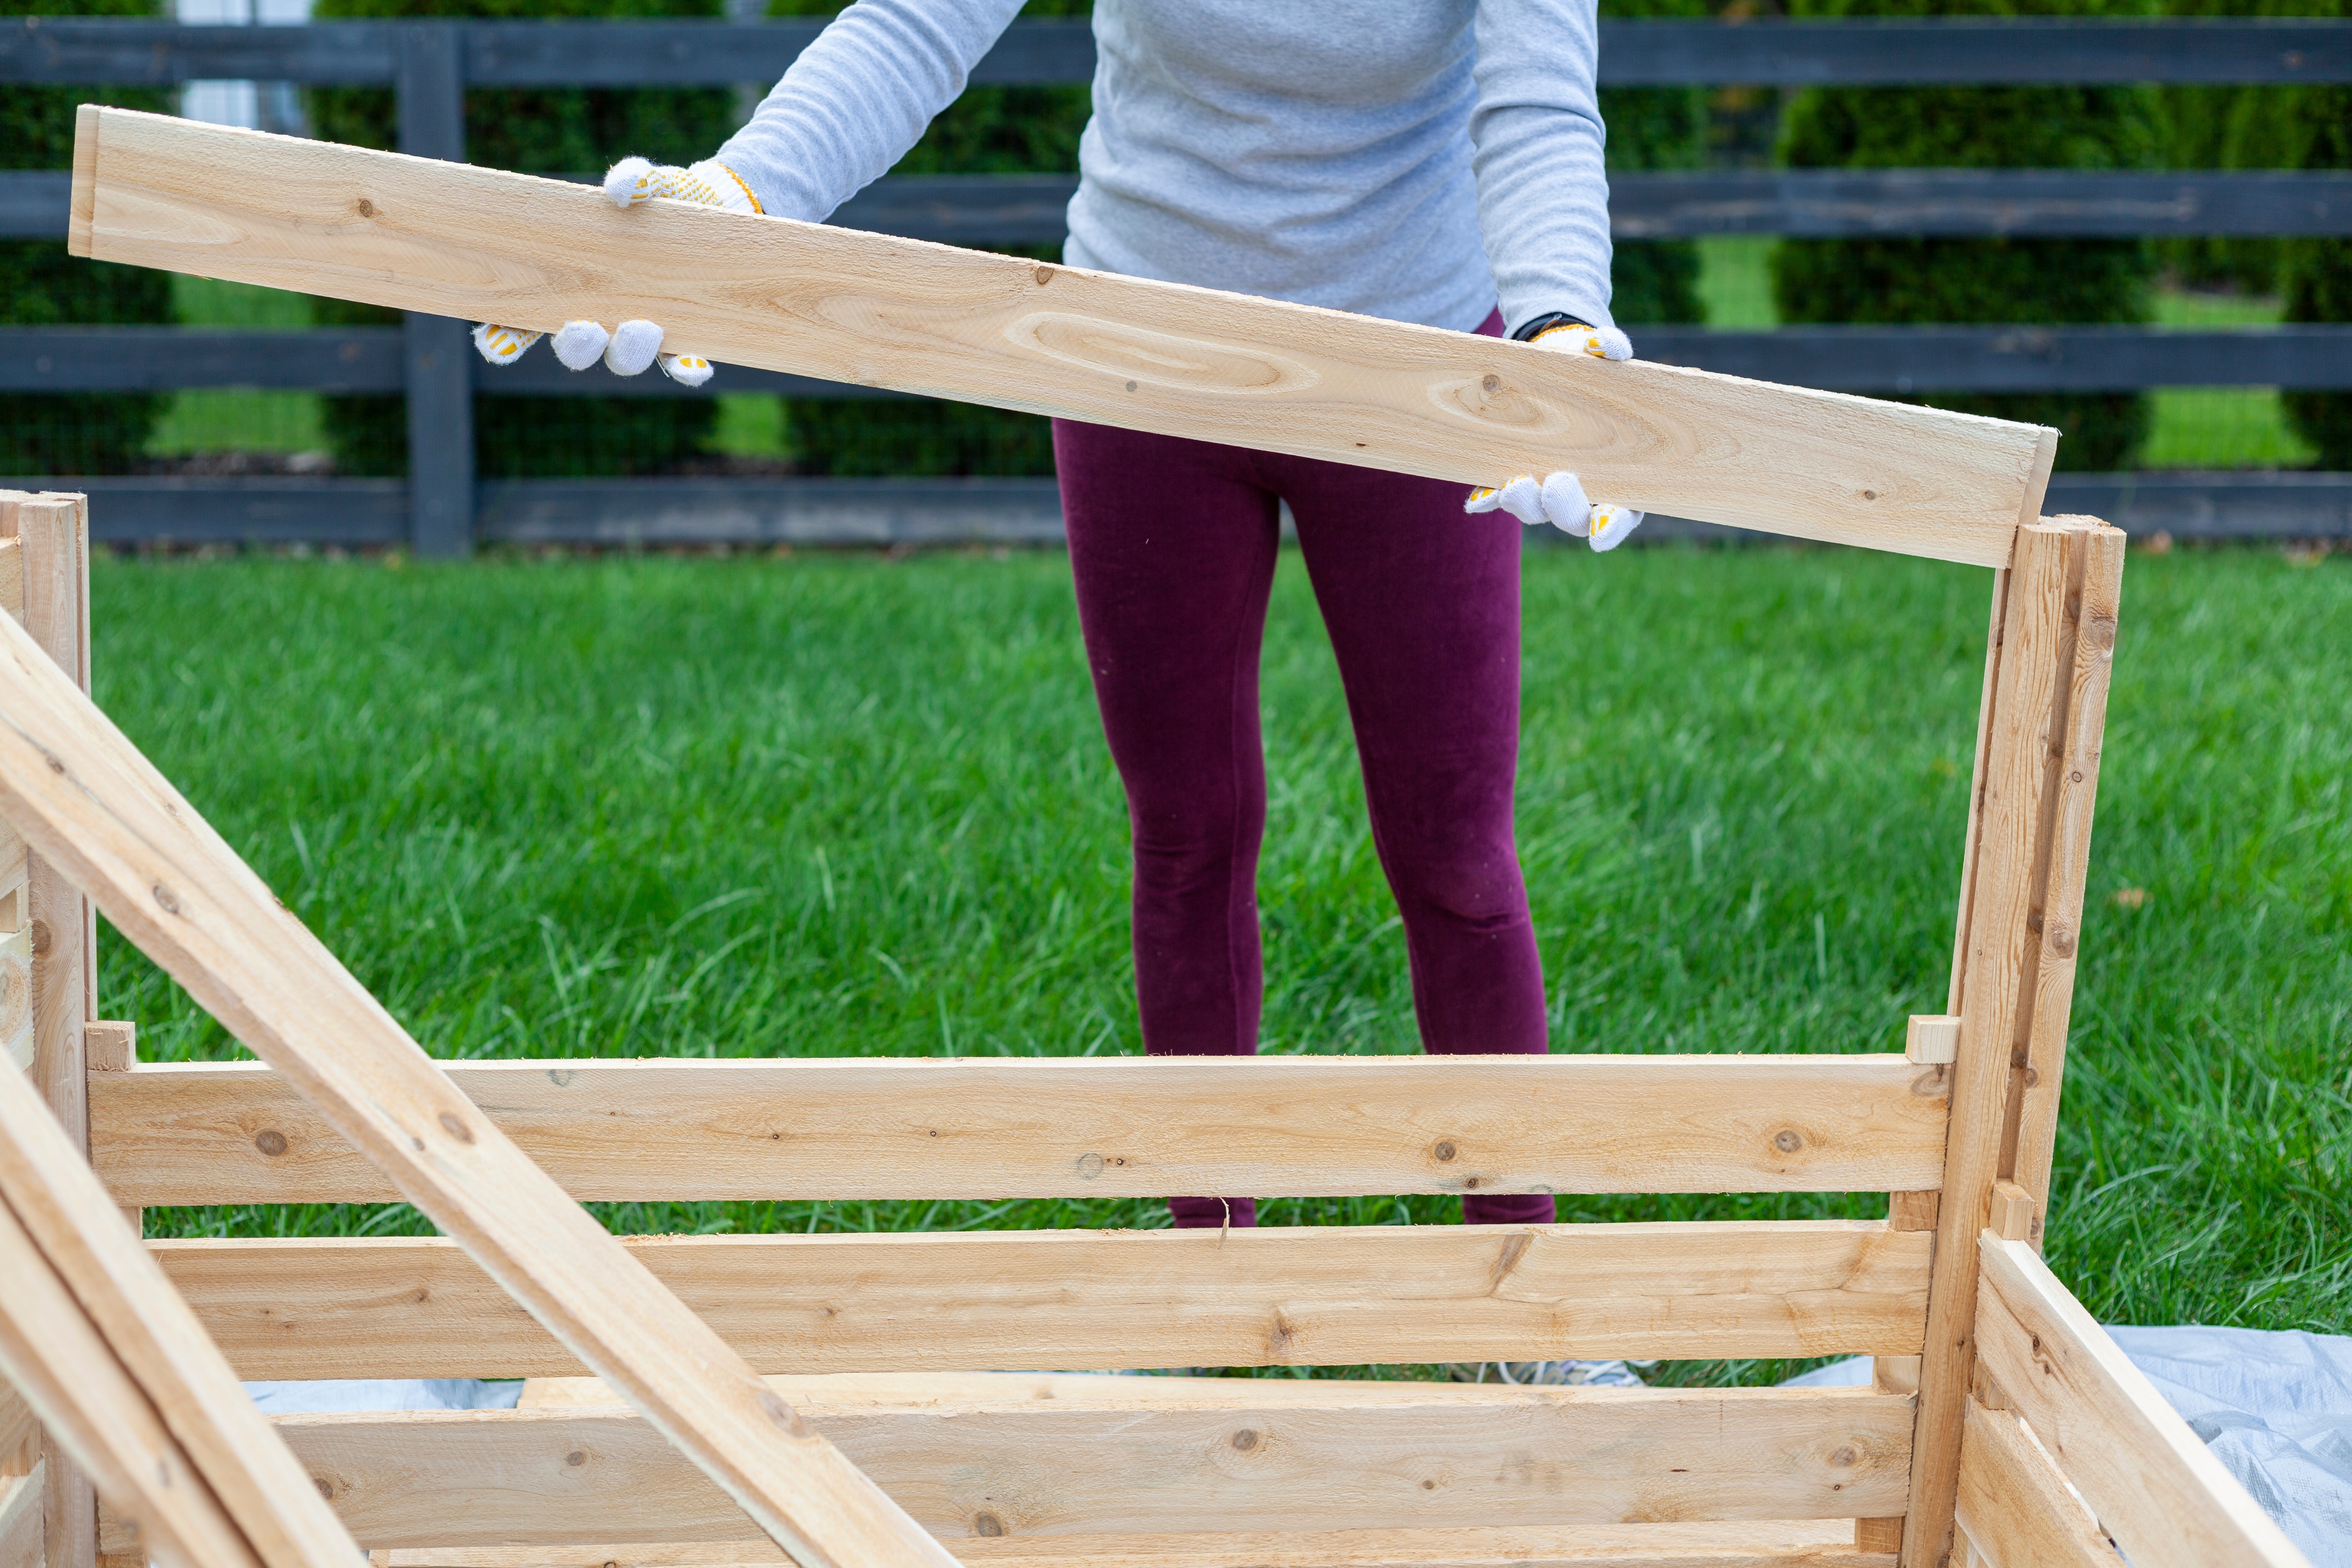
(0, 0, 173, 477)
(1772, 0, 2163, 472)
(2280, 76, 2351, 467)
(307, 0, 737, 479)
(1600, 0, 1708, 328)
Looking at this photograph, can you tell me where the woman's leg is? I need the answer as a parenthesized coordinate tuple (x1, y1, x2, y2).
(1273, 363, 1557, 1225)
(1053, 417, 1279, 1228)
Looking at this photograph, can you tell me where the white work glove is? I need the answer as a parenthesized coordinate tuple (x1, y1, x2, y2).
(469, 157, 760, 387)
(1465, 321, 1646, 551)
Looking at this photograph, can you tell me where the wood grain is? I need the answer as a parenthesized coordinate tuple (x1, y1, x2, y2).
(364, 1523, 1890, 1568)
(69, 108, 2055, 566)
(1900, 522, 2082, 1568)
(153, 1220, 1932, 1380)
(1973, 1235, 2308, 1568)
(257, 1387, 1913, 1546)
(0, 1054, 359, 1568)
(1952, 1397, 2122, 1568)
(2006, 524, 2125, 1236)
(0, 1196, 257, 1568)
(2, 492, 97, 1568)
(0, 1466, 43, 1568)
(89, 1054, 1952, 1207)
(0, 602, 952, 1568)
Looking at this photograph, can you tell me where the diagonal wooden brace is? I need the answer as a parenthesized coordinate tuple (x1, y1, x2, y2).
(0, 585, 954, 1567)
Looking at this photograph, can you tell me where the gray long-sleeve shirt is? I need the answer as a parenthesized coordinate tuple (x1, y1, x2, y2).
(713, 0, 1613, 336)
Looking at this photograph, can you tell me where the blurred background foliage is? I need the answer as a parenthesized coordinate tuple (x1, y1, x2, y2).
(5, 0, 2346, 476)
(0, 0, 172, 476)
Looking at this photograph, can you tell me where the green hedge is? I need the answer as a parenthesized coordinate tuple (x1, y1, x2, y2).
(1600, 0, 1709, 328)
(0, 0, 173, 478)
(1773, 0, 2163, 473)
(307, 0, 738, 479)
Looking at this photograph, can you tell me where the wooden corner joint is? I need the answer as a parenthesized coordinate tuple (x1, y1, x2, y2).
(1906, 1015, 1961, 1065)
(83, 1022, 135, 1075)
(1989, 1179, 2037, 1245)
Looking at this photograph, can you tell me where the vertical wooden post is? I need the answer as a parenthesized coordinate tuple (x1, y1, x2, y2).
(0, 493, 96, 1568)
(1902, 518, 2126, 1568)
(397, 23, 475, 560)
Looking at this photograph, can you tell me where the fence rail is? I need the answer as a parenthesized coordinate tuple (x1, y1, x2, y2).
(8, 17, 2350, 550)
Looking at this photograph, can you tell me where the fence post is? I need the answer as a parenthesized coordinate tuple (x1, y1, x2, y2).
(396, 23, 473, 560)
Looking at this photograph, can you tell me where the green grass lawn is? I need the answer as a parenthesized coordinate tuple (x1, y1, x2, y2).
(97, 547, 2350, 1379)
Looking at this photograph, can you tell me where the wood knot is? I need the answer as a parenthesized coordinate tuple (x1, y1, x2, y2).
(1422, 1478, 1436, 1491)
(1033, 264, 1052, 284)
(254, 1129, 288, 1157)
(355, 198, 377, 218)
(28, 920, 49, 955)
(1432, 1141, 1457, 1163)
(1862, 490, 1877, 500)
(1773, 1129, 1804, 1154)
(1830, 1446, 1857, 1467)
(1075, 1152, 1105, 1179)
(1480, 374, 1500, 393)
(2085, 614, 2117, 651)
(437, 1110, 474, 1144)
(1124, 379, 1137, 392)
(1231, 1429, 1258, 1452)
(758, 1390, 807, 1437)
(565, 1450, 586, 1467)
(313, 1478, 335, 1501)
(2048, 924, 2076, 957)
(546, 1068, 575, 1087)
(974, 1513, 1004, 1537)
(152, 883, 182, 916)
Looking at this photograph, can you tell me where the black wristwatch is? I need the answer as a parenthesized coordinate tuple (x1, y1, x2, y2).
(1511, 312, 1595, 343)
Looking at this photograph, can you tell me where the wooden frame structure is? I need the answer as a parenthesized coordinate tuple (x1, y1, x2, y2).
(0, 104, 2317, 1568)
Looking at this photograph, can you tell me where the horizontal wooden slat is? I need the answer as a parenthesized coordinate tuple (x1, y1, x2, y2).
(1953, 1397, 2122, 1568)
(1972, 1235, 2309, 1568)
(155, 1221, 1932, 1380)
(361, 1524, 1891, 1568)
(8, 18, 2352, 87)
(260, 1387, 1913, 1545)
(91, 1055, 1950, 1207)
(76, 108, 2054, 565)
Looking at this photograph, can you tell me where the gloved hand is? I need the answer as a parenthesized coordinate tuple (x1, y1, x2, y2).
(469, 157, 760, 387)
(1465, 321, 1647, 552)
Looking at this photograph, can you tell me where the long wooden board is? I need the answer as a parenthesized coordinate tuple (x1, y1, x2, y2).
(241, 1388, 1912, 1545)
(90, 1054, 1951, 1207)
(1951, 1397, 2121, 1568)
(154, 1220, 1932, 1380)
(0, 576, 952, 1568)
(361, 1525, 1890, 1568)
(69, 106, 2053, 565)
(1971, 1235, 2308, 1568)
(0, 1056, 360, 1568)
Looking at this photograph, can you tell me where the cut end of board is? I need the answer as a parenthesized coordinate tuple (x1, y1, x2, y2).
(2014, 426, 2061, 529)
(69, 104, 102, 258)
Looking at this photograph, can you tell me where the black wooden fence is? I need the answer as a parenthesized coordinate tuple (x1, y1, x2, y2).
(6, 16, 2352, 551)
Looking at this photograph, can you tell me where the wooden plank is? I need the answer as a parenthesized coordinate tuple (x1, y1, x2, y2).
(69, 107, 2052, 566)
(154, 1221, 1932, 1380)
(2, 493, 97, 1568)
(1902, 521, 2084, 1568)
(2004, 525, 2126, 1238)
(363, 1523, 1892, 1568)
(88, 1054, 1952, 1207)
(249, 1387, 1912, 1546)
(1973, 1235, 2308, 1568)
(0, 1196, 260, 1568)
(0, 576, 950, 1568)
(0, 1467, 42, 1568)
(0, 1052, 359, 1568)
(1952, 1397, 2122, 1568)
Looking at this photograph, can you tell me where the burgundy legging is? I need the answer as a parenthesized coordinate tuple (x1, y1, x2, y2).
(1050, 312, 1555, 1229)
